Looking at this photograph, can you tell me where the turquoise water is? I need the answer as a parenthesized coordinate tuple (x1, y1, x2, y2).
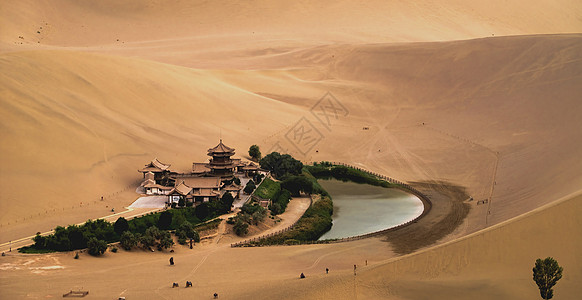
(318, 179, 424, 240)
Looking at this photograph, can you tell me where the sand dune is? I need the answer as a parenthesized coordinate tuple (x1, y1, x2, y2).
(0, 0, 581, 299)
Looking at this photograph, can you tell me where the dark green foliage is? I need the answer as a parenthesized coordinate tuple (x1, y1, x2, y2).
(178, 197, 186, 207)
(533, 257, 563, 299)
(195, 202, 210, 220)
(234, 177, 241, 185)
(253, 173, 264, 185)
(120, 231, 137, 250)
(218, 192, 235, 213)
(251, 208, 267, 225)
(259, 152, 303, 179)
(269, 189, 291, 215)
(241, 203, 267, 225)
(175, 221, 200, 242)
(114, 217, 129, 236)
(111, 247, 118, 253)
(281, 176, 313, 196)
(244, 180, 256, 194)
(305, 164, 394, 189)
(67, 225, 86, 250)
(249, 145, 261, 161)
(23, 194, 230, 253)
(87, 237, 107, 256)
(158, 231, 174, 250)
(233, 219, 249, 236)
(270, 202, 282, 215)
(157, 211, 173, 230)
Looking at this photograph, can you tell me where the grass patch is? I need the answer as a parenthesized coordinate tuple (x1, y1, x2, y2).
(254, 178, 280, 199)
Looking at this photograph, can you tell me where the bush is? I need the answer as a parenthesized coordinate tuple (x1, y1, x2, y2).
(281, 176, 313, 196)
(157, 211, 172, 230)
(195, 202, 210, 220)
(120, 231, 137, 250)
(244, 181, 256, 194)
(158, 231, 174, 250)
(111, 247, 118, 253)
(87, 237, 107, 256)
(233, 219, 249, 236)
(114, 217, 129, 236)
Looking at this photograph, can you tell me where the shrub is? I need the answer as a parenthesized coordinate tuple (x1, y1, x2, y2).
(157, 211, 172, 230)
(87, 237, 107, 256)
(281, 176, 313, 196)
(111, 247, 118, 253)
(114, 217, 129, 236)
(195, 202, 210, 220)
(244, 181, 256, 194)
(120, 231, 137, 250)
(233, 219, 249, 236)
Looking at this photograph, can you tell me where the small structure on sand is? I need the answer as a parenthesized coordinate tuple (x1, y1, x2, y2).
(62, 290, 89, 297)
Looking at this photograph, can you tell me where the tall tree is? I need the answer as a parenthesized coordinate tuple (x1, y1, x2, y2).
(114, 217, 129, 236)
(248, 145, 261, 161)
(157, 211, 173, 230)
(533, 257, 563, 299)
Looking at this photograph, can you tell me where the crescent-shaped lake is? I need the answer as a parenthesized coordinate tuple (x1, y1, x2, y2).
(318, 179, 424, 240)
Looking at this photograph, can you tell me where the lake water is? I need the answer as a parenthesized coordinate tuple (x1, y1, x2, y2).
(317, 179, 424, 240)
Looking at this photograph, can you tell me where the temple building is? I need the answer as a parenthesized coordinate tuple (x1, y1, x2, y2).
(207, 140, 237, 177)
(137, 140, 265, 207)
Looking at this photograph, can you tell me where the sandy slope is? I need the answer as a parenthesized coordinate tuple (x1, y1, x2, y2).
(0, 0, 581, 299)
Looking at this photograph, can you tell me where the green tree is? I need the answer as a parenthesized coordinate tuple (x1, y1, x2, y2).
(281, 176, 313, 196)
(249, 145, 261, 161)
(67, 225, 86, 250)
(259, 152, 303, 179)
(158, 231, 174, 250)
(244, 180, 256, 194)
(219, 192, 235, 213)
(120, 231, 137, 250)
(178, 197, 186, 207)
(195, 202, 210, 220)
(533, 257, 563, 299)
(251, 207, 267, 225)
(233, 219, 249, 236)
(114, 217, 129, 236)
(87, 237, 107, 256)
(157, 211, 173, 230)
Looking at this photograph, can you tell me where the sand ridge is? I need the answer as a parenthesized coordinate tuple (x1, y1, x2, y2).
(0, 0, 581, 298)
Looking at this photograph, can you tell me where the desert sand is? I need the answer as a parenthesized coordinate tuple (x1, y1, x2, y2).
(1, 0, 581, 299)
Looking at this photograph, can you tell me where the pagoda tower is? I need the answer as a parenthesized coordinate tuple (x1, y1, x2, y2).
(207, 140, 236, 177)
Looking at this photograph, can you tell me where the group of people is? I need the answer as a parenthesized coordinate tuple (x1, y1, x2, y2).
(301, 261, 368, 278)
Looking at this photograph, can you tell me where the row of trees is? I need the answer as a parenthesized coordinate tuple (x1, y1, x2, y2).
(23, 193, 236, 255)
